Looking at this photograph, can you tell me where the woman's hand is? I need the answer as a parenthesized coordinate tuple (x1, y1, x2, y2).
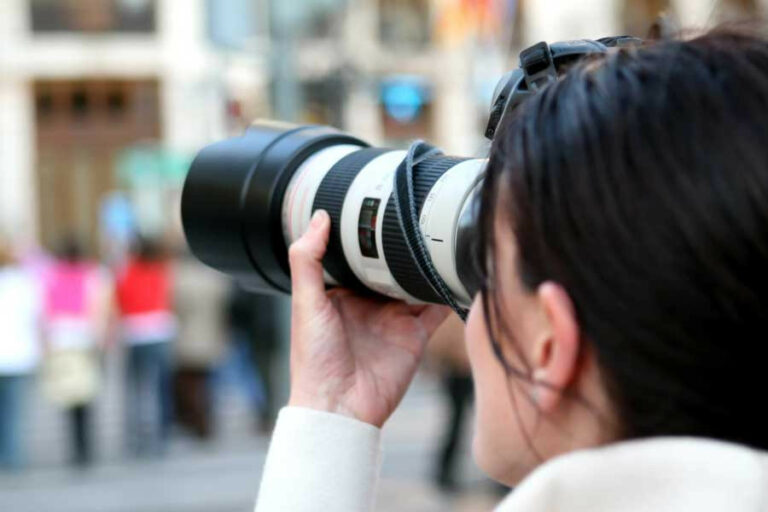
(287, 210, 450, 427)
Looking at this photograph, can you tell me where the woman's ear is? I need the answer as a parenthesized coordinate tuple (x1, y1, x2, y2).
(530, 282, 580, 412)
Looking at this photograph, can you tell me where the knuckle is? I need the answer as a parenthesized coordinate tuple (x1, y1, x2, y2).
(288, 241, 306, 262)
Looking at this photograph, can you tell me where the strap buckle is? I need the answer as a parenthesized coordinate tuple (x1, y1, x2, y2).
(520, 41, 558, 92)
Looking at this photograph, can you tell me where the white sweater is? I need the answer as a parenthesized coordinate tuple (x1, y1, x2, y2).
(0, 268, 41, 375)
(255, 407, 768, 512)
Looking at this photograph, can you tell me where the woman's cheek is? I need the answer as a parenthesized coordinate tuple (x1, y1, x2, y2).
(464, 296, 534, 486)
(465, 298, 511, 480)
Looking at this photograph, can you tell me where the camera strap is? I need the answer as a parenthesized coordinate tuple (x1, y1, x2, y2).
(520, 41, 558, 92)
(393, 141, 469, 321)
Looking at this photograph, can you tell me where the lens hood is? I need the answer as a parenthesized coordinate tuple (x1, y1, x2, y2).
(181, 121, 366, 293)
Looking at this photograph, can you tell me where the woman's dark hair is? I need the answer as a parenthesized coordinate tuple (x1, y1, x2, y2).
(479, 28, 768, 450)
(56, 235, 85, 263)
(132, 236, 166, 262)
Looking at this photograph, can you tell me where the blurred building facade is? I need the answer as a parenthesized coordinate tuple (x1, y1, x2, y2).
(1, 0, 766, 253)
(0, 0, 268, 253)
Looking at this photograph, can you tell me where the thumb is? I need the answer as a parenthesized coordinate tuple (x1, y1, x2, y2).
(288, 210, 331, 307)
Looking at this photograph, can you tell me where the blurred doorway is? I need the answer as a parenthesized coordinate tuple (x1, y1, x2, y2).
(34, 79, 160, 255)
(623, 0, 671, 36)
(717, 0, 760, 19)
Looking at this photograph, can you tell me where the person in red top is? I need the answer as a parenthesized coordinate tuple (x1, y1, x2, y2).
(115, 237, 176, 456)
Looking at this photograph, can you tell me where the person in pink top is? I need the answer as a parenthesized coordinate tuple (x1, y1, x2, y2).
(42, 237, 109, 468)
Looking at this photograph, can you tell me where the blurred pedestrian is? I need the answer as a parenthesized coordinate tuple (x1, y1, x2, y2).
(0, 239, 42, 470)
(224, 287, 281, 432)
(249, 294, 284, 431)
(426, 314, 474, 492)
(173, 254, 229, 439)
(41, 237, 110, 468)
(115, 237, 176, 456)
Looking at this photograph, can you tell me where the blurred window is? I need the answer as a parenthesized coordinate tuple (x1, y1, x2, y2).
(301, 76, 345, 128)
(304, 9, 338, 39)
(207, 0, 262, 49)
(71, 88, 90, 119)
(379, 0, 431, 49)
(716, 0, 759, 20)
(270, 0, 345, 41)
(107, 90, 127, 118)
(36, 91, 55, 119)
(623, 0, 758, 37)
(30, 0, 156, 33)
(33, 79, 161, 254)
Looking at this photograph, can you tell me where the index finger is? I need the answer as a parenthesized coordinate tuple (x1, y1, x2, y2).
(288, 210, 331, 309)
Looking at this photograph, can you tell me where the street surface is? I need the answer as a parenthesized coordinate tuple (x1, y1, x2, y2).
(0, 351, 503, 512)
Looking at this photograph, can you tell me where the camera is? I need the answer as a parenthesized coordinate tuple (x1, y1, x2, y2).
(181, 38, 638, 312)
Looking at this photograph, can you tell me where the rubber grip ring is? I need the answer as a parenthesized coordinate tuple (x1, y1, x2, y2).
(312, 148, 391, 292)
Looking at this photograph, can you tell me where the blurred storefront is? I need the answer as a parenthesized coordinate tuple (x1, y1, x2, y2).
(34, 79, 161, 252)
(1, 0, 766, 253)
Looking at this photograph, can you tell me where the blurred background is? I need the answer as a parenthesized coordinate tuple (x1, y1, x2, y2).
(0, 1, 763, 511)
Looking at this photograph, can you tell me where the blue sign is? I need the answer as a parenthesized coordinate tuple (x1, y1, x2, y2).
(381, 76, 430, 124)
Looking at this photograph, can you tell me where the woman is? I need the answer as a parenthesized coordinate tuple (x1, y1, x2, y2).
(256, 30, 768, 511)
(115, 237, 176, 456)
(41, 237, 108, 467)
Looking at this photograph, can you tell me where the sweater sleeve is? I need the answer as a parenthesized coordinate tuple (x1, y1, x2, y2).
(254, 406, 383, 512)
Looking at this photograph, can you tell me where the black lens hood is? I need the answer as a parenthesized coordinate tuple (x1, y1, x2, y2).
(181, 121, 367, 293)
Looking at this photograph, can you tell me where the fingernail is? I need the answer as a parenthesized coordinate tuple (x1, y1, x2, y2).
(311, 210, 326, 227)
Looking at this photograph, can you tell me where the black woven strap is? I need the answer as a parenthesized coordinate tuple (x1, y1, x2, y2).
(392, 141, 468, 321)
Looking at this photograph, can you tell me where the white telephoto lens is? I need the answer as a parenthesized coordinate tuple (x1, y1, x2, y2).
(281, 143, 484, 306)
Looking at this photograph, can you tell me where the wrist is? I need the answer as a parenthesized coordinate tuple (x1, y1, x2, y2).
(288, 391, 357, 420)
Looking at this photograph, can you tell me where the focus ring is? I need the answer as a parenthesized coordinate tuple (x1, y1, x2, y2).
(313, 148, 390, 291)
(382, 156, 467, 303)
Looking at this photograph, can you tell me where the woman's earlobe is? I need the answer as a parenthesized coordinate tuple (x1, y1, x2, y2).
(531, 367, 559, 411)
(533, 282, 581, 411)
